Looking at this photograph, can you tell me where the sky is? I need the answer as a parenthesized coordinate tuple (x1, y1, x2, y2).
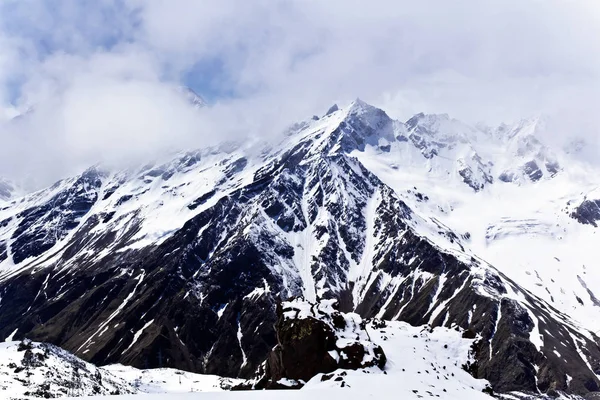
(0, 0, 599, 187)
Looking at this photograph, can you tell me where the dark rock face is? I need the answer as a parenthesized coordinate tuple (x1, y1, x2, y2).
(522, 160, 543, 182)
(335, 101, 395, 153)
(545, 161, 560, 176)
(458, 166, 481, 191)
(571, 199, 600, 227)
(325, 104, 339, 116)
(0, 240, 6, 263)
(498, 171, 515, 183)
(260, 316, 337, 385)
(187, 189, 216, 210)
(10, 168, 104, 264)
(458, 162, 493, 192)
(249, 299, 386, 389)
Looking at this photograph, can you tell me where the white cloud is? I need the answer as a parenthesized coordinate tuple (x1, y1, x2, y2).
(0, 52, 217, 187)
(1, 0, 600, 186)
(123, 0, 600, 124)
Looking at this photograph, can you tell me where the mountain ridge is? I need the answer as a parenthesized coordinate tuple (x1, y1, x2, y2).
(1, 100, 600, 396)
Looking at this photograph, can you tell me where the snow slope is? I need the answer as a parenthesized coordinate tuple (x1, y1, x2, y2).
(0, 340, 240, 399)
(351, 112, 600, 334)
(305, 321, 491, 399)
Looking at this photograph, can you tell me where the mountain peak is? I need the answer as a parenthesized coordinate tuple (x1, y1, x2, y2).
(347, 97, 378, 114)
(325, 103, 339, 116)
(0, 178, 14, 201)
(404, 112, 481, 146)
(405, 112, 452, 129)
(344, 98, 391, 123)
(493, 114, 548, 142)
(176, 86, 207, 108)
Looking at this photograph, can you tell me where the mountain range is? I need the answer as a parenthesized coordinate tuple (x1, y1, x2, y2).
(1, 95, 600, 397)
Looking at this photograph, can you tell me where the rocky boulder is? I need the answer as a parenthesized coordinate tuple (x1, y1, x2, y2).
(242, 298, 386, 389)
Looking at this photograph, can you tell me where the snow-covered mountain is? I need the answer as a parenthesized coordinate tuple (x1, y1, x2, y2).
(176, 86, 207, 109)
(0, 99, 600, 397)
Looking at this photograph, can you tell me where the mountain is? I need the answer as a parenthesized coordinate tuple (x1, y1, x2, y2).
(0, 178, 16, 202)
(0, 99, 600, 397)
(177, 86, 208, 109)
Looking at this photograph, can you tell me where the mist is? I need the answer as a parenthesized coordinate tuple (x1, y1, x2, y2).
(1, 0, 599, 189)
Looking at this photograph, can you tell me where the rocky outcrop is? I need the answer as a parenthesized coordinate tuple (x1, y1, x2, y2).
(522, 160, 543, 182)
(241, 299, 385, 389)
(571, 199, 600, 227)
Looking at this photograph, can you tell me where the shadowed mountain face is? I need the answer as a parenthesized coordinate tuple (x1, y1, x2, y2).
(0, 101, 599, 396)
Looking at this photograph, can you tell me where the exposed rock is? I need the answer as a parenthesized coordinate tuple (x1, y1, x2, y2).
(545, 161, 560, 176)
(246, 299, 386, 389)
(459, 166, 483, 191)
(498, 171, 515, 183)
(325, 104, 339, 116)
(571, 199, 600, 227)
(522, 160, 543, 182)
(10, 167, 105, 263)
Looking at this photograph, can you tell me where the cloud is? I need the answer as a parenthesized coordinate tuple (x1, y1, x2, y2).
(1, 0, 600, 187)
(124, 0, 600, 126)
(0, 50, 218, 187)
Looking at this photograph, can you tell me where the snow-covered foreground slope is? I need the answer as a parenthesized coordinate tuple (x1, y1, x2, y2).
(0, 340, 133, 398)
(73, 321, 493, 400)
(1, 99, 600, 396)
(77, 320, 582, 400)
(0, 340, 239, 399)
(303, 320, 492, 399)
